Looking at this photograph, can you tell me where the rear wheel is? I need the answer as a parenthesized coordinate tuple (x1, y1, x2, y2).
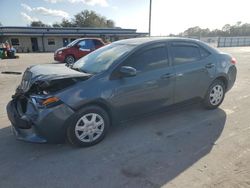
(67, 106, 110, 147)
(203, 80, 225, 109)
(65, 55, 75, 67)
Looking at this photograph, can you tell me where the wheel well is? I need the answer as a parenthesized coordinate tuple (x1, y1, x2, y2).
(79, 102, 113, 126)
(215, 76, 228, 89)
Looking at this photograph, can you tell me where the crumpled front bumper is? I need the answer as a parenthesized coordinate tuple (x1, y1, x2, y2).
(6, 98, 75, 144)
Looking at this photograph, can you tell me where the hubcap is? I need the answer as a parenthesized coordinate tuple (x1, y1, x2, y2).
(75, 113, 105, 143)
(66, 56, 74, 64)
(209, 84, 224, 106)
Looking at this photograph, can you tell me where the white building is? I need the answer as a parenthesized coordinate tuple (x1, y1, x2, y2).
(0, 27, 148, 53)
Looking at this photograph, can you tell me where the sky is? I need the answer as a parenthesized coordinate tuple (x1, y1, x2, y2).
(1, 0, 250, 36)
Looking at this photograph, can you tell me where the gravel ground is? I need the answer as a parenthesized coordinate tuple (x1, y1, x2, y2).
(0, 49, 249, 188)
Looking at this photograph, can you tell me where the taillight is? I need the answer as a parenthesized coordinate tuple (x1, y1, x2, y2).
(231, 57, 237, 64)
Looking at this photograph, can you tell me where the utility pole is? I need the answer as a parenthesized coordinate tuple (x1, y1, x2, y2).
(149, 0, 152, 36)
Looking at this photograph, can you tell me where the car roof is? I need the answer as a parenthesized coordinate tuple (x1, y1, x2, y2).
(114, 37, 218, 53)
(75, 38, 103, 41)
(114, 37, 200, 45)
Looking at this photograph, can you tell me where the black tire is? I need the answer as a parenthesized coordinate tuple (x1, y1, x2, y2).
(203, 80, 225, 110)
(64, 55, 75, 67)
(67, 105, 110, 147)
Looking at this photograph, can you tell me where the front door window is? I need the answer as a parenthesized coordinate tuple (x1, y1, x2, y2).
(78, 40, 95, 51)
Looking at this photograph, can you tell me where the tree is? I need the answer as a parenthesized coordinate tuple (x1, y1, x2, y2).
(236, 21, 242, 27)
(52, 23, 61, 27)
(73, 10, 105, 27)
(241, 23, 250, 36)
(56, 10, 115, 28)
(31, 21, 50, 27)
(176, 22, 250, 37)
(73, 10, 115, 27)
(106, 19, 115, 28)
(60, 18, 76, 27)
(222, 24, 231, 36)
(181, 26, 203, 37)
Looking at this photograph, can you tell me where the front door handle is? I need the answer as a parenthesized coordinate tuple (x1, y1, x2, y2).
(161, 73, 174, 79)
(205, 63, 215, 69)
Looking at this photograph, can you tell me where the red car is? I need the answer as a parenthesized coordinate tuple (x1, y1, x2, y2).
(54, 38, 106, 66)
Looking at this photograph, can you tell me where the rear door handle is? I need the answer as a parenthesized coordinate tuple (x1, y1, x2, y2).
(161, 73, 175, 79)
(205, 63, 215, 69)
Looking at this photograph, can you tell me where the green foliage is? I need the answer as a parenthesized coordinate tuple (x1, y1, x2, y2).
(177, 22, 250, 37)
(60, 18, 76, 27)
(30, 21, 50, 27)
(106, 19, 115, 28)
(30, 10, 115, 28)
(52, 23, 61, 28)
(52, 10, 115, 28)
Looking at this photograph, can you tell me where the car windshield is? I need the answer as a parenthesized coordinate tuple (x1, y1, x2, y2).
(67, 39, 79, 47)
(73, 43, 135, 74)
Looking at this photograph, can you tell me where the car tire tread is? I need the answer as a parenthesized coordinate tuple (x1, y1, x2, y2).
(203, 79, 225, 110)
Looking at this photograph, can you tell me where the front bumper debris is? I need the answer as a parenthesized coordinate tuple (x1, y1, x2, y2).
(6, 97, 75, 144)
(7, 100, 46, 143)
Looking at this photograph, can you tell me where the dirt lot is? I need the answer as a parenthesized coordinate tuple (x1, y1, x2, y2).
(0, 49, 249, 188)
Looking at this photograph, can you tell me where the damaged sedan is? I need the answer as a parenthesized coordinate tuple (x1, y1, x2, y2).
(7, 37, 237, 147)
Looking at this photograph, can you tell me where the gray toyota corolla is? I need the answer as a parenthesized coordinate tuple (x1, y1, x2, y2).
(7, 37, 237, 147)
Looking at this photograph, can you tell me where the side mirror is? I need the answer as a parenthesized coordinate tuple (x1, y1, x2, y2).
(119, 66, 137, 77)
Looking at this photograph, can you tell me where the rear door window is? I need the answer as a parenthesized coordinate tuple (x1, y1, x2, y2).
(171, 43, 201, 65)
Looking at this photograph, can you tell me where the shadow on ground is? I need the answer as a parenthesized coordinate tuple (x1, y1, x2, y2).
(0, 104, 226, 188)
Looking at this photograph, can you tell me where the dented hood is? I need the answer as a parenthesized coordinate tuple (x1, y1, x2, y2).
(18, 64, 92, 93)
(28, 64, 90, 80)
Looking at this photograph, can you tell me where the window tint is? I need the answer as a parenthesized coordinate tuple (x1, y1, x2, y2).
(78, 40, 95, 50)
(200, 47, 211, 58)
(48, 39, 55, 45)
(171, 45, 201, 65)
(124, 46, 168, 72)
(78, 40, 86, 47)
(93, 39, 103, 47)
(11, 38, 19, 46)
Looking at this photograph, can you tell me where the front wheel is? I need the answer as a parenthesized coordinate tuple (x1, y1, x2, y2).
(65, 55, 75, 67)
(67, 106, 110, 147)
(203, 80, 225, 109)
